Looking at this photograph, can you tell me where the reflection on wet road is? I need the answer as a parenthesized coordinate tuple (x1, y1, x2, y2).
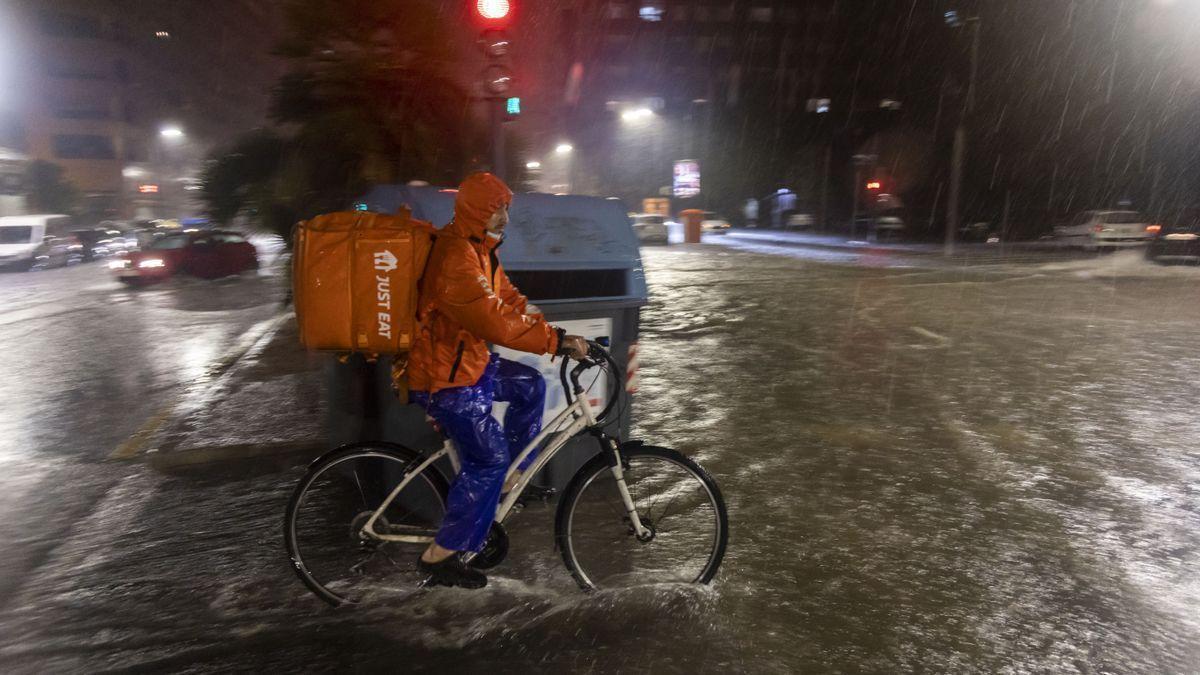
(1, 246, 1198, 672)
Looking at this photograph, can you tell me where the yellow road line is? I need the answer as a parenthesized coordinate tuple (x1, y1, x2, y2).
(107, 406, 174, 460)
(105, 311, 291, 462)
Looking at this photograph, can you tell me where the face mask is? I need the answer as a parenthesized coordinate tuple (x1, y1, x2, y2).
(486, 230, 503, 241)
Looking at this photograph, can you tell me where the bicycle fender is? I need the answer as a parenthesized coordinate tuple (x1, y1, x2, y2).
(303, 440, 425, 469)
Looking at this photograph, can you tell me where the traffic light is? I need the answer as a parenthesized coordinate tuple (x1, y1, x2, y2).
(473, 0, 516, 179)
(475, 0, 512, 23)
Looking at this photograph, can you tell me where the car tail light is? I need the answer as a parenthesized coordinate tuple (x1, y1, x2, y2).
(1146, 224, 1162, 234)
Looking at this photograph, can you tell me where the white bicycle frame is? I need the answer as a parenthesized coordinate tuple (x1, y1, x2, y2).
(361, 380, 651, 543)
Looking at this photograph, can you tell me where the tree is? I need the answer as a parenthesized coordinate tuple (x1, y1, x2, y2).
(25, 160, 78, 214)
(202, 0, 478, 242)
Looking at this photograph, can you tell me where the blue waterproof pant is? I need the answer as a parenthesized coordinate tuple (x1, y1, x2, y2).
(410, 355, 546, 552)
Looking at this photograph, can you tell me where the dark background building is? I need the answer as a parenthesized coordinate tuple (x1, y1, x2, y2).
(0, 0, 282, 220)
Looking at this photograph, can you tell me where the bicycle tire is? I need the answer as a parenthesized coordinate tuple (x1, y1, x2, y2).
(555, 443, 729, 591)
(284, 442, 449, 606)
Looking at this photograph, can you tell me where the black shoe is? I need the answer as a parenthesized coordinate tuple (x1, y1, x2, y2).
(513, 484, 557, 508)
(417, 554, 487, 589)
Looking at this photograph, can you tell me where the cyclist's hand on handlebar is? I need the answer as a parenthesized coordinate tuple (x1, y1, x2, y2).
(558, 334, 588, 360)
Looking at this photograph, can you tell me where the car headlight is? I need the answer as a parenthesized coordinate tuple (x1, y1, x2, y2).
(138, 258, 166, 269)
(108, 259, 131, 270)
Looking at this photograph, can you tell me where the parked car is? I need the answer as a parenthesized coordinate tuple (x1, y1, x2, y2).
(959, 221, 1001, 243)
(110, 230, 258, 284)
(1146, 209, 1200, 264)
(701, 211, 732, 234)
(1053, 210, 1158, 250)
(785, 212, 815, 230)
(71, 228, 126, 261)
(0, 214, 75, 271)
(631, 214, 669, 244)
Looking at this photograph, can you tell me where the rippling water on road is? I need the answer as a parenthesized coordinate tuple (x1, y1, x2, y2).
(632, 246, 1200, 673)
(1, 245, 1197, 673)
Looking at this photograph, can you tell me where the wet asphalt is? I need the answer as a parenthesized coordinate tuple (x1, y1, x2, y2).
(0, 242, 1197, 673)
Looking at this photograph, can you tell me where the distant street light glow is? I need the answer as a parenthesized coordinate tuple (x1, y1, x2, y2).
(621, 107, 655, 122)
(159, 126, 184, 139)
(525, 161, 541, 169)
(555, 143, 574, 155)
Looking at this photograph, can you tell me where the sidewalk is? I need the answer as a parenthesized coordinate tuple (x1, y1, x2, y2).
(144, 315, 329, 469)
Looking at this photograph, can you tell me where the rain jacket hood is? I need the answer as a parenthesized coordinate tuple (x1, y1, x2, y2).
(407, 173, 559, 394)
(444, 172, 513, 247)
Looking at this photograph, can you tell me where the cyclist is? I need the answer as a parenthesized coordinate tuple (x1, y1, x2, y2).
(408, 172, 587, 589)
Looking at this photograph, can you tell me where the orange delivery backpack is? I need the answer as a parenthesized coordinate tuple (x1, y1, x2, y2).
(292, 209, 436, 356)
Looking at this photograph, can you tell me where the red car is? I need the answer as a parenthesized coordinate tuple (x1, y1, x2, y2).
(111, 230, 258, 284)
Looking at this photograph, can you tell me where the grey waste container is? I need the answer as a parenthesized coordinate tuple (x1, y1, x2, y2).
(326, 185, 648, 489)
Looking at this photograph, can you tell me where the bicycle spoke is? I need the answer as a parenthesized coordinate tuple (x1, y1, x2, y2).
(352, 468, 368, 511)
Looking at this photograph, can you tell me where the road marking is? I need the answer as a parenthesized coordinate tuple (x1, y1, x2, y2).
(911, 326, 951, 344)
(108, 406, 174, 460)
(106, 311, 291, 462)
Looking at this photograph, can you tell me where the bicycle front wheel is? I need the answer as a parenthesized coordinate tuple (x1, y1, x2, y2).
(556, 444, 728, 590)
(284, 443, 449, 606)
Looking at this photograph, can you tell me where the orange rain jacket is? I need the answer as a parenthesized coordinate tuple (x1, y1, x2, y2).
(407, 173, 561, 393)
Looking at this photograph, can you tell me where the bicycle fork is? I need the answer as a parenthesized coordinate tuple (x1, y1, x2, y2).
(601, 436, 653, 541)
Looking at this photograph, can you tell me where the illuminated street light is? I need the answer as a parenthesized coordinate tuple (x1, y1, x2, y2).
(159, 125, 184, 140)
(555, 143, 574, 155)
(525, 161, 541, 169)
(620, 107, 655, 123)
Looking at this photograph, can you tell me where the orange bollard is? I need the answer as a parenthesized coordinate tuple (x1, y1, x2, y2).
(680, 209, 704, 243)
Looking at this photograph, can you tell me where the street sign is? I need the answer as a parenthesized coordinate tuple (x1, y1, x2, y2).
(506, 97, 521, 115)
(673, 159, 700, 198)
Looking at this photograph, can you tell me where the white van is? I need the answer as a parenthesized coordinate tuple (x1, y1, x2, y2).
(0, 215, 74, 271)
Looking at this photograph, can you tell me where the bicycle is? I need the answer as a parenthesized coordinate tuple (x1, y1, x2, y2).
(284, 339, 729, 606)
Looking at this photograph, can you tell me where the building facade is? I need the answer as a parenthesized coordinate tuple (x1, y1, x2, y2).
(0, 0, 281, 221)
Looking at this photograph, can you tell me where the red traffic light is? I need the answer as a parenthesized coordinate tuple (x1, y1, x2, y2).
(866, 181, 882, 190)
(476, 0, 511, 21)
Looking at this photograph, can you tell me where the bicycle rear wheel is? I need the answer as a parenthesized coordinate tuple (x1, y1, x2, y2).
(556, 444, 728, 590)
(284, 443, 449, 606)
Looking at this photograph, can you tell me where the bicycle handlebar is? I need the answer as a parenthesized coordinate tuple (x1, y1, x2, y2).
(558, 337, 623, 426)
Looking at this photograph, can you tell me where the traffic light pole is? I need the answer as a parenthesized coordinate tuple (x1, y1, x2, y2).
(491, 97, 506, 181)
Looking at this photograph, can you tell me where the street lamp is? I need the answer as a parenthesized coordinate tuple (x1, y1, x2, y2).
(620, 107, 654, 123)
(944, 10, 981, 256)
(159, 125, 184, 140)
(555, 143, 573, 155)
(525, 160, 541, 169)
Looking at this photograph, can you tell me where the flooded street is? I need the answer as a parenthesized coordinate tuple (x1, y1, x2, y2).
(1, 243, 1198, 672)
